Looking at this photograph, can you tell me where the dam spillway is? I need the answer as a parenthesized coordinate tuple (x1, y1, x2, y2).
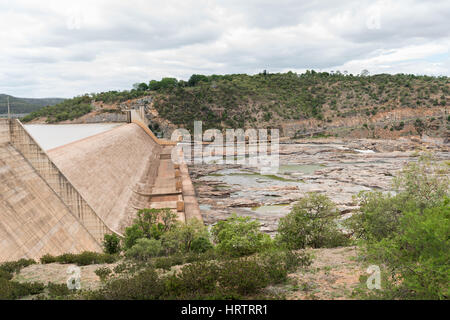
(0, 116, 201, 262)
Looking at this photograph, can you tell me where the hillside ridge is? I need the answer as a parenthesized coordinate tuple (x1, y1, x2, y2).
(20, 72, 449, 139)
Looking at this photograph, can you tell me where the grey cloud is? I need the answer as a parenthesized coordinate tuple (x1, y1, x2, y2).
(0, 0, 448, 98)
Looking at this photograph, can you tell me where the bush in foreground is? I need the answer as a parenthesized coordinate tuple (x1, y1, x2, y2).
(103, 233, 121, 254)
(348, 155, 449, 299)
(212, 214, 273, 257)
(40, 251, 119, 266)
(277, 193, 349, 249)
(86, 249, 310, 300)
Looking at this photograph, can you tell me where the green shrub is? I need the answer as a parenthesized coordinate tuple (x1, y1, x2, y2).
(0, 259, 36, 275)
(349, 156, 449, 299)
(277, 193, 349, 249)
(40, 252, 119, 266)
(125, 238, 162, 261)
(362, 200, 449, 299)
(83, 246, 310, 300)
(103, 233, 121, 254)
(95, 267, 113, 282)
(153, 254, 185, 270)
(46, 282, 73, 298)
(134, 208, 177, 240)
(217, 258, 269, 296)
(165, 261, 220, 299)
(88, 268, 165, 300)
(123, 208, 177, 250)
(212, 214, 273, 257)
(0, 279, 45, 300)
(191, 236, 214, 253)
(260, 249, 312, 283)
(348, 155, 449, 242)
(123, 224, 144, 250)
(40, 254, 58, 264)
(346, 191, 410, 242)
(0, 269, 13, 281)
(160, 218, 210, 254)
(393, 154, 449, 210)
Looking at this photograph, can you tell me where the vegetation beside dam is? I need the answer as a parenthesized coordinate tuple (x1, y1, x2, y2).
(2, 155, 448, 300)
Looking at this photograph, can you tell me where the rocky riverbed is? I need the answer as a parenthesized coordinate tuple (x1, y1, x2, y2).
(189, 137, 449, 234)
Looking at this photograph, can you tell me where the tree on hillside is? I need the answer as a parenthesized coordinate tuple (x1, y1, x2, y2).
(188, 74, 209, 86)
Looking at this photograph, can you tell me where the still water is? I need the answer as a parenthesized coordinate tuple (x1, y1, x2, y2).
(24, 123, 122, 150)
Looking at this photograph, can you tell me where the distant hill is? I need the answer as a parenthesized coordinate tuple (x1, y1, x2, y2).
(0, 94, 65, 114)
(19, 72, 449, 138)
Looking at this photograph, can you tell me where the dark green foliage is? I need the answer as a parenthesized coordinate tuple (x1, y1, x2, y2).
(277, 193, 350, 249)
(0, 279, 45, 300)
(95, 267, 113, 282)
(88, 268, 165, 300)
(346, 191, 408, 241)
(125, 238, 162, 260)
(0, 259, 36, 276)
(22, 95, 92, 123)
(123, 224, 144, 250)
(212, 214, 273, 257)
(0, 259, 40, 299)
(40, 251, 119, 266)
(85, 248, 310, 300)
(191, 236, 214, 253)
(46, 282, 73, 298)
(133, 82, 149, 91)
(160, 218, 210, 255)
(376, 202, 449, 299)
(103, 233, 121, 254)
(153, 254, 185, 270)
(133, 208, 177, 240)
(0, 259, 36, 281)
(188, 74, 209, 86)
(348, 155, 449, 299)
(123, 208, 177, 252)
(0, 269, 13, 281)
(165, 261, 220, 298)
(123, 210, 211, 261)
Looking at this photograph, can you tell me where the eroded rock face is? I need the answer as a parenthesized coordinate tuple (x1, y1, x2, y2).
(189, 138, 449, 234)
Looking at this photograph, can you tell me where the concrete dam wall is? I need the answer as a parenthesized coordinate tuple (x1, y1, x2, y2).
(0, 119, 102, 262)
(0, 116, 201, 262)
(48, 123, 164, 233)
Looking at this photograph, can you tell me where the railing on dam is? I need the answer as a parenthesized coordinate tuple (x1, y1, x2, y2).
(7, 119, 120, 244)
(128, 107, 175, 146)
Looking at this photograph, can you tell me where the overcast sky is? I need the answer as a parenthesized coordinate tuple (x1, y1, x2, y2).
(0, 0, 449, 98)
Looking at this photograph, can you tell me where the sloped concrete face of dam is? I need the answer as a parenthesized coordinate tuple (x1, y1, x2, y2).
(0, 120, 101, 262)
(0, 117, 201, 262)
(48, 124, 163, 233)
